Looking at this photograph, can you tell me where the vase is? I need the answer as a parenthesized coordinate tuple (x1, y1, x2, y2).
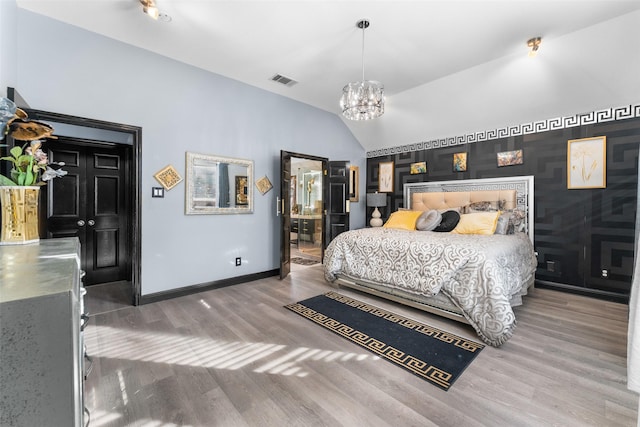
(0, 186, 40, 245)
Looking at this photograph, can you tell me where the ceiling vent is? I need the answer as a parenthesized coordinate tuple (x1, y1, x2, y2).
(270, 74, 298, 87)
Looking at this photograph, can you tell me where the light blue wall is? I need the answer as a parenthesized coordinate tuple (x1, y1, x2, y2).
(8, 8, 366, 295)
(0, 1, 18, 97)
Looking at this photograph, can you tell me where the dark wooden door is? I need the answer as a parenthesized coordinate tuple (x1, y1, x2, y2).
(45, 139, 130, 285)
(280, 151, 292, 279)
(324, 161, 350, 247)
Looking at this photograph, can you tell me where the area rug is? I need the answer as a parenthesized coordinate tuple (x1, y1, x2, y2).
(285, 291, 484, 391)
(291, 257, 319, 266)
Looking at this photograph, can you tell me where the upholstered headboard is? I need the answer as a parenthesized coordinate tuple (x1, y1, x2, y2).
(411, 190, 517, 211)
(404, 176, 534, 243)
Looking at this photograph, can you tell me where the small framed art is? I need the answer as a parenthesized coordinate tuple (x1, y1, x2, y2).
(154, 165, 183, 190)
(453, 152, 467, 172)
(410, 161, 427, 175)
(256, 175, 273, 195)
(497, 149, 523, 167)
(378, 161, 394, 192)
(567, 136, 606, 189)
(349, 165, 359, 202)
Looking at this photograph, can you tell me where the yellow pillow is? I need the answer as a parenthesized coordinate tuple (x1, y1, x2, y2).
(383, 210, 424, 230)
(452, 211, 501, 235)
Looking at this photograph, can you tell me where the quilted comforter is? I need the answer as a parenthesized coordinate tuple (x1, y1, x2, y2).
(324, 228, 537, 346)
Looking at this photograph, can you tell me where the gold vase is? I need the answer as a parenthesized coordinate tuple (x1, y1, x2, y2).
(0, 186, 40, 245)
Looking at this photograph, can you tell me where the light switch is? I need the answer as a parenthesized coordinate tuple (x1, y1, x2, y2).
(152, 187, 165, 198)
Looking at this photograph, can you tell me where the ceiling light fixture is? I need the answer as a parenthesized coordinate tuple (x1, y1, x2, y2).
(340, 19, 384, 121)
(140, 0, 159, 20)
(527, 37, 542, 57)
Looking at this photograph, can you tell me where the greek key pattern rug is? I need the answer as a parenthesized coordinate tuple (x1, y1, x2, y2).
(285, 291, 484, 391)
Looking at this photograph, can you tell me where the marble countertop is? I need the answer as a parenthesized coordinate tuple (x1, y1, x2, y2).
(291, 214, 322, 219)
(0, 238, 81, 303)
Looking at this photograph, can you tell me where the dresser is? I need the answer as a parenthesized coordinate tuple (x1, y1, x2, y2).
(0, 238, 86, 427)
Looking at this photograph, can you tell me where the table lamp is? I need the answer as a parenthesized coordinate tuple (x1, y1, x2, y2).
(366, 192, 387, 227)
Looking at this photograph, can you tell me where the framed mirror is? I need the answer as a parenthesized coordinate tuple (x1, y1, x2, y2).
(185, 152, 254, 214)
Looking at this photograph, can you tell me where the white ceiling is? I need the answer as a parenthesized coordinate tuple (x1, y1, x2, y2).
(15, 1, 640, 152)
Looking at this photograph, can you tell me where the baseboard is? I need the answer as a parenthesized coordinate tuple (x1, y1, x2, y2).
(535, 279, 629, 304)
(139, 269, 279, 305)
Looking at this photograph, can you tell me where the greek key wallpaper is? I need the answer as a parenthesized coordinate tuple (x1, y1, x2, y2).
(366, 104, 640, 301)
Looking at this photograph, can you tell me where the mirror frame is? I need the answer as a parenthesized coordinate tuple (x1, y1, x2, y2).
(185, 151, 254, 215)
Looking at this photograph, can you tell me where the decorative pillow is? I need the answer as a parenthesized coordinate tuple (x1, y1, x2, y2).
(452, 211, 501, 235)
(506, 208, 526, 234)
(382, 210, 424, 230)
(494, 212, 511, 235)
(432, 210, 460, 232)
(464, 201, 500, 214)
(416, 210, 442, 231)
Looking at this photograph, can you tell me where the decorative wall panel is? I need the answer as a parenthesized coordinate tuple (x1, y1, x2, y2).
(366, 106, 640, 301)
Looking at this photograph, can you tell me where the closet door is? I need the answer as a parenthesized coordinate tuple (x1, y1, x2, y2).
(46, 140, 130, 285)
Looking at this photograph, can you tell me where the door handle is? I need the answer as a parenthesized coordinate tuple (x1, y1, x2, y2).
(77, 220, 85, 227)
(88, 220, 95, 226)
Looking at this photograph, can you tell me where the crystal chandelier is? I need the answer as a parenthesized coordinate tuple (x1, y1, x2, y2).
(340, 19, 385, 121)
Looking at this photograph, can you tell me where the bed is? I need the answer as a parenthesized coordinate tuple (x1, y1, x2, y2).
(323, 176, 537, 347)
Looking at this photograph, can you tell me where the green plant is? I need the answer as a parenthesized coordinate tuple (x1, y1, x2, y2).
(0, 140, 66, 186)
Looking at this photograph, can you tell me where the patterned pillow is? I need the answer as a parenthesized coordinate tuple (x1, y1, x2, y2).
(416, 210, 442, 231)
(506, 209, 526, 234)
(464, 201, 500, 214)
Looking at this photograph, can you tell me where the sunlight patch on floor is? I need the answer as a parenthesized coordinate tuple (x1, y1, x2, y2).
(85, 325, 378, 377)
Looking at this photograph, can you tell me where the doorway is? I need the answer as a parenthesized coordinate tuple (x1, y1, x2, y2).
(27, 109, 142, 306)
(290, 157, 324, 265)
(280, 151, 327, 279)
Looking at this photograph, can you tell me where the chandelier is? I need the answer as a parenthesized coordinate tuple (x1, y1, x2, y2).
(340, 19, 385, 121)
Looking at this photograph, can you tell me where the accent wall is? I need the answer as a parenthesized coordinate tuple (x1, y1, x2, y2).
(366, 109, 640, 301)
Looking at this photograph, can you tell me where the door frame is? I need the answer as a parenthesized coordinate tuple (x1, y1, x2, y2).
(280, 150, 328, 279)
(22, 109, 142, 305)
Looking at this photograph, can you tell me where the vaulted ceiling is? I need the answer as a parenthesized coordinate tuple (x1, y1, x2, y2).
(16, 1, 640, 152)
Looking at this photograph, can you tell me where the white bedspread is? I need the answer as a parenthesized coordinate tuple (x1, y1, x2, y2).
(324, 228, 537, 346)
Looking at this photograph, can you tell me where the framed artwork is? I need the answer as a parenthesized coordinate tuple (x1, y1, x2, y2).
(410, 161, 427, 175)
(256, 175, 273, 195)
(153, 164, 183, 190)
(349, 165, 359, 202)
(567, 136, 606, 189)
(497, 149, 523, 167)
(378, 161, 394, 192)
(235, 175, 248, 205)
(453, 152, 467, 172)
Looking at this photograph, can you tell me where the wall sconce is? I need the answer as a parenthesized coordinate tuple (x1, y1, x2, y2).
(527, 37, 542, 57)
(366, 192, 387, 227)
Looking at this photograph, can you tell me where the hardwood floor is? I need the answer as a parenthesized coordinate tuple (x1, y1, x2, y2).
(84, 266, 638, 426)
(85, 281, 132, 315)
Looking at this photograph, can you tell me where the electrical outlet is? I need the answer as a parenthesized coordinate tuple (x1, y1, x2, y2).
(602, 269, 608, 278)
(546, 261, 555, 272)
(235, 257, 241, 266)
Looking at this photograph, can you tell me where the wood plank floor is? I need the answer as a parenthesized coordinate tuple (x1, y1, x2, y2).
(84, 265, 638, 426)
